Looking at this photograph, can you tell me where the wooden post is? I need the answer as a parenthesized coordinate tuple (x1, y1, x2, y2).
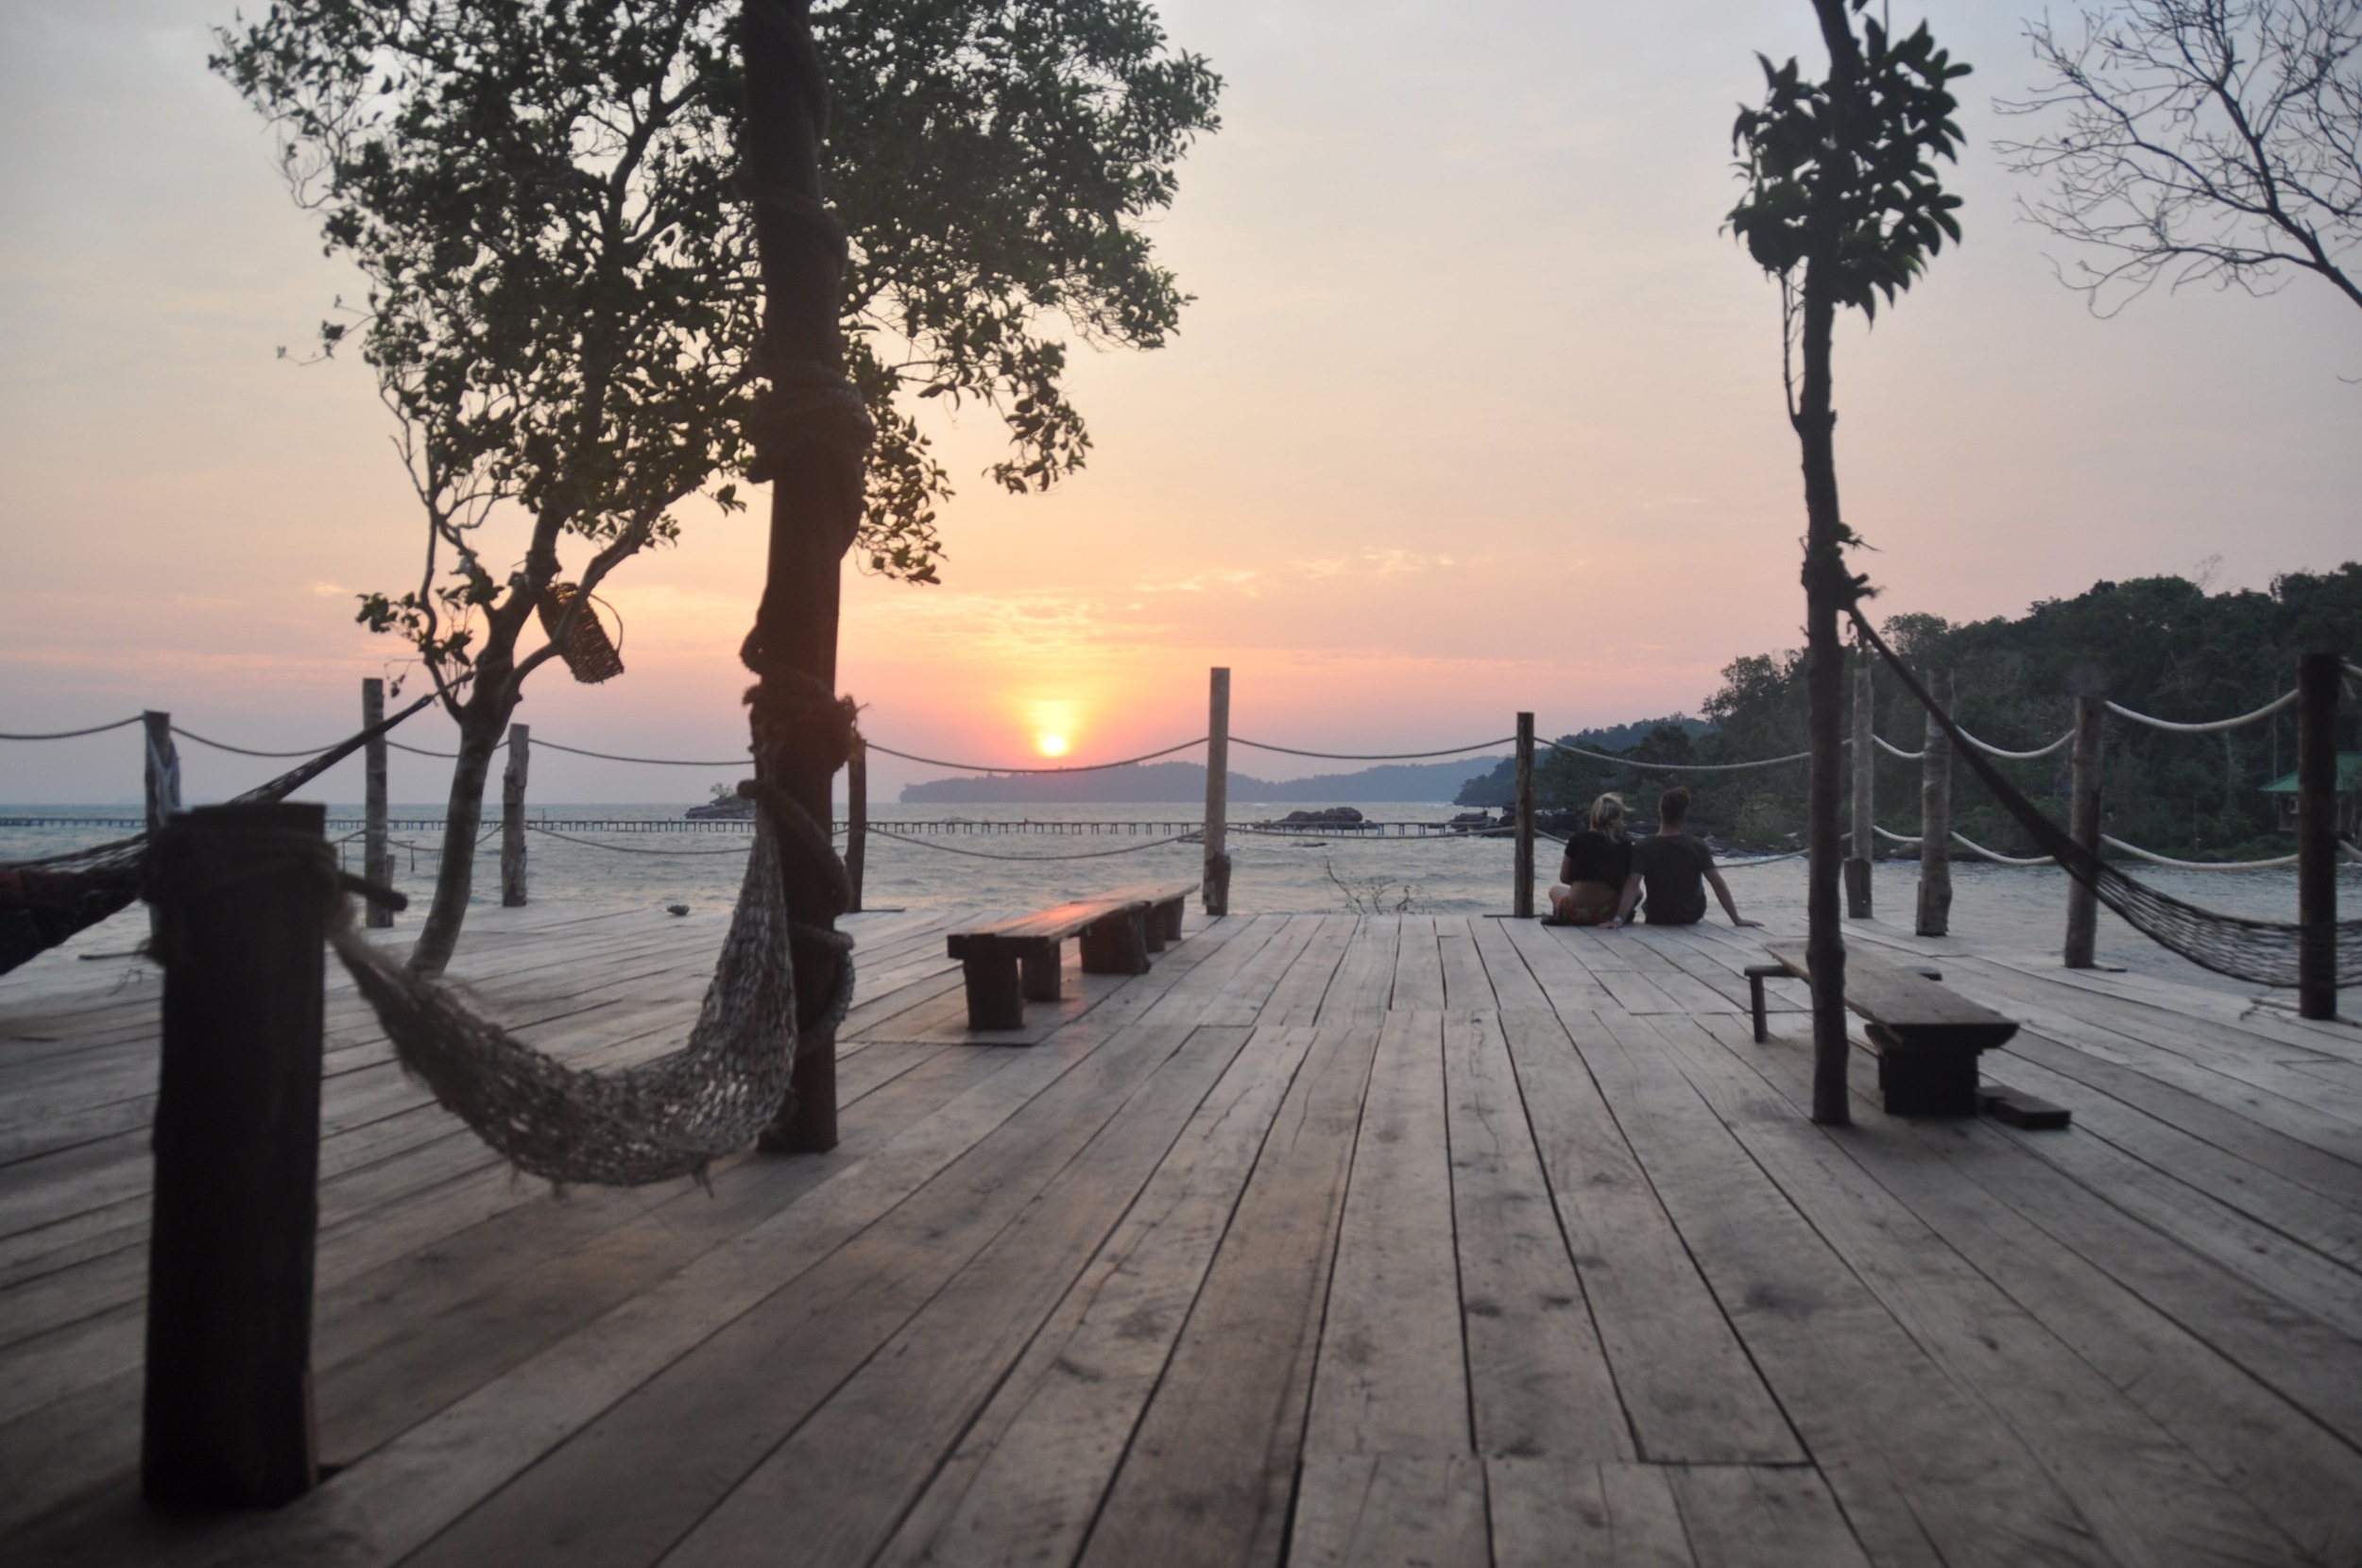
(845, 734, 866, 914)
(1915, 668, 1953, 938)
(1847, 641, 1874, 917)
(1514, 712, 1535, 918)
(143, 801, 325, 1508)
(500, 723, 530, 908)
(2298, 651, 2340, 1019)
(145, 710, 180, 941)
(1203, 667, 1231, 916)
(2062, 692, 2105, 969)
(363, 678, 393, 929)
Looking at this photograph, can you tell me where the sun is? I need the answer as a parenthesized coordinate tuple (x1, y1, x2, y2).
(1036, 732, 1071, 758)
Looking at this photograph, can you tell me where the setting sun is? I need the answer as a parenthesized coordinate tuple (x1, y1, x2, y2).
(1036, 733, 1070, 758)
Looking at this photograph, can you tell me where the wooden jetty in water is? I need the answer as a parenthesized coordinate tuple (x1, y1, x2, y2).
(5, 903, 2362, 1565)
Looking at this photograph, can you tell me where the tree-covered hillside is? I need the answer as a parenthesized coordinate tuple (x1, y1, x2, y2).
(1531, 567, 2362, 858)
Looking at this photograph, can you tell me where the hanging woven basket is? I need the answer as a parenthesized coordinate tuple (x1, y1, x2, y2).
(539, 582, 625, 685)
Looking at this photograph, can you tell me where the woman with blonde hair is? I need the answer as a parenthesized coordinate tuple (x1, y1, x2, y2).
(1548, 793, 1634, 926)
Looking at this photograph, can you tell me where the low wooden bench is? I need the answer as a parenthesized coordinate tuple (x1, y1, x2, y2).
(1093, 880, 1195, 954)
(947, 896, 1160, 1031)
(1748, 946, 2066, 1126)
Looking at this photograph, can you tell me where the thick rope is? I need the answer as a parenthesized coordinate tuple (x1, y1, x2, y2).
(1230, 737, 1514, 761)
(1541, 738, 1809, 771)
(0, 716, 143, 741)
(864, 737, 1207, 774)
(2107, 689, 2298, 734)
(864, 827, 1197, 861)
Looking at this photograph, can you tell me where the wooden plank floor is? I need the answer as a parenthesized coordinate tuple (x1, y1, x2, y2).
(4, 904, 2361, 1565)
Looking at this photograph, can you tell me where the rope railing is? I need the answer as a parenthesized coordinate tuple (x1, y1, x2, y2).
(864, 827, 1197, 861)
(0, 716, 144, 741)
(2105, 689, 2298, 734)
(1540, 739, 1810, 771)
(863, 737, 1207, 775)
(1229, 737, 1514, 761)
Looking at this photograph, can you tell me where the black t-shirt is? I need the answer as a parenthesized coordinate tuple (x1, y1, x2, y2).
(1633, 832, 1715, 925)
(1562, 829, 1633, 888)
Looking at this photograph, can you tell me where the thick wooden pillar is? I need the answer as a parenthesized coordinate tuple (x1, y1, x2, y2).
(363, 678, 393, 929)
(2063, 693, 2105, 969)
(746, 0, 861, 1155)
(1915, 668, 1953, 938)
(501, 723, 530, 908)
(1514, 712, 1535, 918)
(143, 802, 325, 1508)
(2298, 652, 2340, 1019)
(1847, 642, 1874, 917)
(1203, 667, 1231, 915)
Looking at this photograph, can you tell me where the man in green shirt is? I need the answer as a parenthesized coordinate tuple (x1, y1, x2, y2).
(1614, 787, 1761, 929)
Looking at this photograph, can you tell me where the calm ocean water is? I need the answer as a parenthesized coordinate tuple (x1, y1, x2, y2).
(7, 800, 2354, 999)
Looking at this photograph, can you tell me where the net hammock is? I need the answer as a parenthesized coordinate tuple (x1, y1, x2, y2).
(1851, 609, 2360, 989)
(324, 768, 851, 1187)
(0, 691, 440, 977)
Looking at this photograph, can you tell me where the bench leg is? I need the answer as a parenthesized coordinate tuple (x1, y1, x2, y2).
(1162, 899, 1185, 944)
(1079, 909, 1151, 975)
(1877, 1048, 1981, 1117)
(963, 956, 1026, 1031)
(1021, 942, 1063, 1003)
(1141, 908, 1169, 955)
(1750, 973, 1768, 1044)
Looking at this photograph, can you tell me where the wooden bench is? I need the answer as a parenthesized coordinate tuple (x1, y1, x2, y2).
(1094, 880, 1195, 954)
(1748, 946, 2066, 1126)
(946, 895, 1165, 1031)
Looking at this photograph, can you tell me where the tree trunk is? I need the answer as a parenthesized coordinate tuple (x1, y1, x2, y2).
(408, 667, 517, 978)
(1798, 0, 1864, 1128)
(745, 0, 863, 1153)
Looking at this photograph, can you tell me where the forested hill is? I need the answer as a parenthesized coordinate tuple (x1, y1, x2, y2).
(1532, 567, 2362, 859)
(899, 755, 1507, 805)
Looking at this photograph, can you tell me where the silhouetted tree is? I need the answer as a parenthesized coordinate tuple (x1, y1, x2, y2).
(213, 0, 1219, 974)
(1998, 0, 2362, 317)
(1728, 0, 1970, 1124)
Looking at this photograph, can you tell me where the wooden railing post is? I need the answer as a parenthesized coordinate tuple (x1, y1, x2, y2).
(1915, 668, 1953, 938)
(145, 710, 180, 941)
(1847, 641, 1874, 918)
(501, 723, 530, 908)
(143, 801, 325, 1507)
(2298, 652, 2340, 1019)
(1203, 667, 1231, 916)
(845, 733, 867, 914)
(363, 678, 393, 929)
(2063, 692, 2105, 969)
(1514, 712, 1535, 919)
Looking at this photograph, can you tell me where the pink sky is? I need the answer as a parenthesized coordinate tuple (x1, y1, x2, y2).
(3, 0, 2356, 804)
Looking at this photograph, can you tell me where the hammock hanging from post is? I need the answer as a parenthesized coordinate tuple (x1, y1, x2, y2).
(0, 690, 442, 977)
(1848, 608, 2361, 988)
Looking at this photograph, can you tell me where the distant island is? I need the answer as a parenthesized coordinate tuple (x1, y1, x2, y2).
(899, 756, 1505, 805)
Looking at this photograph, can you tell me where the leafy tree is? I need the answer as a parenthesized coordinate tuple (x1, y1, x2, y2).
(1996, 0, 2362, 318)
(213, 0, 1219, 974)
(1728, 0, 1970, 1124)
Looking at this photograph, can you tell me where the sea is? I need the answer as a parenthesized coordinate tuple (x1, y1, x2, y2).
(6, 800, 2355, 1001)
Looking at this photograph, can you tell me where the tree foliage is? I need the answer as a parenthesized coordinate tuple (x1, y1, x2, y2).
(212, 0, 1222, 695)
(1728, 12, 1971, 326)
(1996, 0, 2362, 316)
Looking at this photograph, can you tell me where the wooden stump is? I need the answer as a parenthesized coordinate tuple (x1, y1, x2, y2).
(143, 802, 326, 1508)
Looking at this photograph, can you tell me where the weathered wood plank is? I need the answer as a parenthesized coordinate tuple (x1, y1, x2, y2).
(1288, 1454, 1487, 1568)
(1484, 1458, 1693, 1568)
(1078, 1017, 1385, 1568)
(1443, 1010, 1631, 1463)
(1302, 1009, 1468, 1461)
(875, 1024, 1322, 1568)
(1494, 1008, 1797, 1465)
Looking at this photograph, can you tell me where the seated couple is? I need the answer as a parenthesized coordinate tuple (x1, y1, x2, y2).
(1549, 787, 1760, 929)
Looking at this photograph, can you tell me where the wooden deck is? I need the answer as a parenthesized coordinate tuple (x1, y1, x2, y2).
(5, 903, 2362, 1566)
